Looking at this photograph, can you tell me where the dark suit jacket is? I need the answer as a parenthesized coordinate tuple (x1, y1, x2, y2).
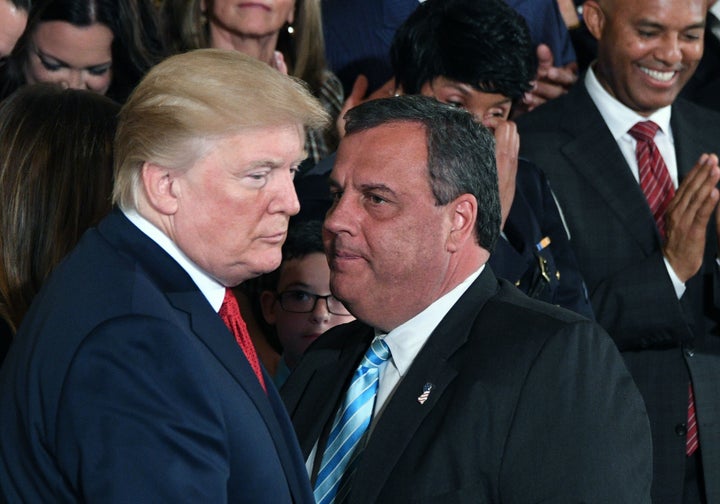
(0, 210, 314, 503)
(282, 268, 652, 503)
(517, 80, 720, 504)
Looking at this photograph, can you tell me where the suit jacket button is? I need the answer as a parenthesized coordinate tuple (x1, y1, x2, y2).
(675, 423, 687, 436)
(685, 347, 695, 357)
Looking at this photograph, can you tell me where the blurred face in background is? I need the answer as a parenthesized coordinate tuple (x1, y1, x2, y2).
(24, 21, 113, 94)
(0, 0, 27, 60)
(420, 76, 513, 130)
(206, 0, 295, 38)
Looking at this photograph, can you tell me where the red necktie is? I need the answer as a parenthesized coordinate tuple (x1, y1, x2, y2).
(219, 288, 266, 392)
(628, 121, 675, 239)
(686, 383, 698, 456)
(629, 123, 699, 456)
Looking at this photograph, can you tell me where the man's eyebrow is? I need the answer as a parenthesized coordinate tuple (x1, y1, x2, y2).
(358, 182, 397, 198)
(327, 179, 398, 196)
(635, 18, 705, 31)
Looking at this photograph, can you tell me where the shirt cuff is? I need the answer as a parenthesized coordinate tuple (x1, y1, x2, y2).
(664, 256, 686, 299)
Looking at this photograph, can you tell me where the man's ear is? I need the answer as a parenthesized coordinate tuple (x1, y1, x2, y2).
(260, 290, 278, 325)
(141, 162, 179, 215)
(447, 193, 478, 252)
(583, 1, 606, 41)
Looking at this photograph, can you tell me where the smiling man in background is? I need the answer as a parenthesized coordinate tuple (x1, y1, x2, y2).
(517, 0, 720, 501)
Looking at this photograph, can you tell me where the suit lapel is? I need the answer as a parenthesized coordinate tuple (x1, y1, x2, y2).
(100, 210, 307, 498)
(557, 83, 660, 254)
(166, 291, 272, 409)
(288, 325, 373, 457)
(671, 100, 704, 180)
(350, 270, 499, 503)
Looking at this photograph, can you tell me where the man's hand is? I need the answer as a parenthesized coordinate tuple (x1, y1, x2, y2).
(337, 75, 396, 137)
(664, 153, 720, 282)
(515, 44, 578, 116)
(485, 117, 519, 229)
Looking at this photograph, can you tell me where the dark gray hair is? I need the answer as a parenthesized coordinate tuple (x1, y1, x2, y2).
(344, 95, 500, 251)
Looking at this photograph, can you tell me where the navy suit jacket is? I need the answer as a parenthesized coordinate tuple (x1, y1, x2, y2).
(282, 268, 652, 502)
(517, 80, 720, 503)
(0, 210, 314, 503)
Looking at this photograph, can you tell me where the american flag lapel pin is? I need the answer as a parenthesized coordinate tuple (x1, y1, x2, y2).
(417, 382, 433, 405)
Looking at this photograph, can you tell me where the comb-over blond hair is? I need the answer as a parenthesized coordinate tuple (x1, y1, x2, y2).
(113, 49, 329, 210)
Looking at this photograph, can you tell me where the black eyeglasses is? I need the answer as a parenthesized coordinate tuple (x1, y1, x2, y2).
(276, 290, 351, 316)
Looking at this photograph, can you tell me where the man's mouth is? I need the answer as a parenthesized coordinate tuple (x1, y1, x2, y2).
(639, 66, 676, 83)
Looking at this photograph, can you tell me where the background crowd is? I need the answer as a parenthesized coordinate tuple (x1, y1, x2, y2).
(0, 0, 719, 502)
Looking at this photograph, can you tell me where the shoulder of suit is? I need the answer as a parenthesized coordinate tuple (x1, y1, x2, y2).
(482, 279, 593, 330)
(516, 81, 590, 132)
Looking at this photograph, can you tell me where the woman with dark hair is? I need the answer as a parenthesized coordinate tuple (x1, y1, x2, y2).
(0, 0, 166, 103)
(0, 83, 119, 362)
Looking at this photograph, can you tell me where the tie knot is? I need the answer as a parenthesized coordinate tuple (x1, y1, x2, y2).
(219, 288, 240, 319)
(360, 337, 391, 368)
(629, 121, 660, 143)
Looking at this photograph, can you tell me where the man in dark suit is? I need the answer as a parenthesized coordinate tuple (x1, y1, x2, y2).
(281, 95, 652, 503)
(0, 50, 328, 502)
(516, 0, 720, 501)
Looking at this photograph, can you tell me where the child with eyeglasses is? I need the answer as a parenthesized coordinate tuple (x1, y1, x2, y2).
(259, 219, 355, 387)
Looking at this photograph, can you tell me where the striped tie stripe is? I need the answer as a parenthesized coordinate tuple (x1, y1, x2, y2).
(314, 337, 391, 504)
(628, 121, 675, 239)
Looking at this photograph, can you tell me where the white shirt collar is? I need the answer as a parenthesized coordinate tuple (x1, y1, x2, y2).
(122, 209, 226, 311)
(585, 65, 673, 143)
(377, 265, 484, 378)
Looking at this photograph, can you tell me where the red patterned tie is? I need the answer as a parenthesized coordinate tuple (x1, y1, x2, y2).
(686, 383, 698, 456)
(629, 123, 698, 456)
(628, 121, 675, 239)
(219, 288, 266, 392)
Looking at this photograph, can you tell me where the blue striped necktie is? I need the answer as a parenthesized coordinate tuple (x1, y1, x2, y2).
(314, 337, 391, 504)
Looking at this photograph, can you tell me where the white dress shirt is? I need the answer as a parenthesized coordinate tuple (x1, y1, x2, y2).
(306, 266, 484, 473)
(585, 68, 686, 298)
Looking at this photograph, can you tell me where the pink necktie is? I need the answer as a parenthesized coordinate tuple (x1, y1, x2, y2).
(628, 121, 675, 239)
(219, 288, 266, 392)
